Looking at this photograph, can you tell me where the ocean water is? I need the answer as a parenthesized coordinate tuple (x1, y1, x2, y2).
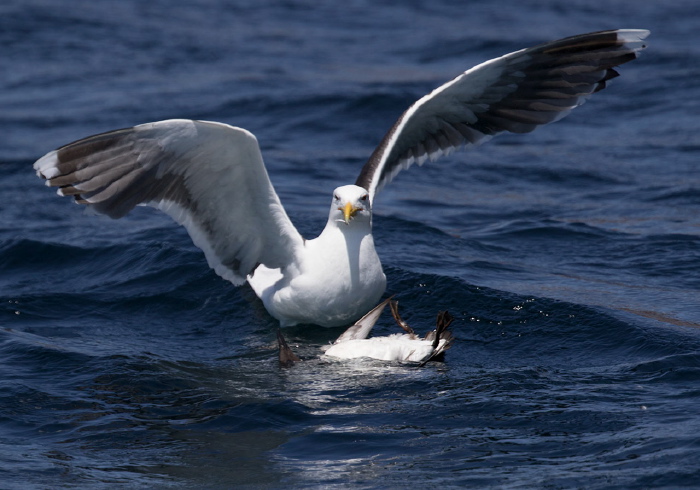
(2, 0, 699, 488)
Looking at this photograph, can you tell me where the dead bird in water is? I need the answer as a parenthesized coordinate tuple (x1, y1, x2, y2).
(278, 298, 454, 367)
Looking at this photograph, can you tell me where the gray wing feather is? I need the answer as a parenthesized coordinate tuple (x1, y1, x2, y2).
(334, 297, 392, 343)
(355, 29, 650, 201)
(34, 119, 304, 285)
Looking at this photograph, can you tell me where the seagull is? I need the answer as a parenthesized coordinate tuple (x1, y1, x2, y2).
(321, 297, 454, 364)
(33, 30, 649, 327)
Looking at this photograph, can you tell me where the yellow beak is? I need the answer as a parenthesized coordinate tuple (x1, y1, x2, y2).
(341, 202, 360, 224)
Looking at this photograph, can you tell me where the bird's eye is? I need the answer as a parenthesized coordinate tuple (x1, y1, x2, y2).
(334, 194, 339, 201)
(360, 194, 368, 201)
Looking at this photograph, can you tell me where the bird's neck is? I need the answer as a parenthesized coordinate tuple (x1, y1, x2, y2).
(322, 218, 372, 239)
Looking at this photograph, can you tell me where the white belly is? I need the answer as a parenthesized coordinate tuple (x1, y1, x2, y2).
(323, 335, 447, 362)
(248, 226, 386, 327)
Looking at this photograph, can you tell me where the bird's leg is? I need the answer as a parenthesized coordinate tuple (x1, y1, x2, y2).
(390, 300, 416, 337)
(277, 329, 301, 368)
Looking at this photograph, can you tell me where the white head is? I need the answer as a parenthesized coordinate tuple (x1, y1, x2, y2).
(328, 185, 371, 227)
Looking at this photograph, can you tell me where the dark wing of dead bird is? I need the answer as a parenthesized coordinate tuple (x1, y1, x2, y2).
(420, 310, 455, 366)
(334, 297, 393, 343)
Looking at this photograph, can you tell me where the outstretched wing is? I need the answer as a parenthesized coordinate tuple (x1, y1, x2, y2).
(334, 297, 392, 343)
(355, 29, 649, 201)
(34, 119, 304, 285)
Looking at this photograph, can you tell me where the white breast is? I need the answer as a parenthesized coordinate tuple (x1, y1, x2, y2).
(323, 334, 449, 363)
(249, 223, 386, 327)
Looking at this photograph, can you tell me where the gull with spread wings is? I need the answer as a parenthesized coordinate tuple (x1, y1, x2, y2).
(34, 30, 649, 327)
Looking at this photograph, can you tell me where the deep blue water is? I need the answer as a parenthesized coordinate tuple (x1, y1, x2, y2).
(2, 1, 699, 488)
